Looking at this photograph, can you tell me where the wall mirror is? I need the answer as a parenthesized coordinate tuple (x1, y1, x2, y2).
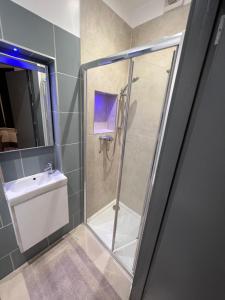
(0, 52, 53, 152)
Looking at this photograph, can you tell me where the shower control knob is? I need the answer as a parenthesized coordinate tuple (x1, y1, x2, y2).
(99, 135, 113, 142)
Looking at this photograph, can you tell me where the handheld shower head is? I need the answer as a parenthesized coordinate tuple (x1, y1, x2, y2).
(120, 76, 140, 95)
(132, 77, 139, 83)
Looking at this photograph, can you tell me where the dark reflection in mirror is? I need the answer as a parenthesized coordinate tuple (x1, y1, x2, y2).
(0, 58, 52, 152)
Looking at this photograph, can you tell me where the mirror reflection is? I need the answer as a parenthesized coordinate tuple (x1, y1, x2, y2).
(0, 56, 53, 152)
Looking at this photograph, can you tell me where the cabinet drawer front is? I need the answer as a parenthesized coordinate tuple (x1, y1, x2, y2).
(13, 185, 69, 252)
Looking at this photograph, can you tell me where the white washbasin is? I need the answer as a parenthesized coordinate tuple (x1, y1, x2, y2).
(4, 170, 67, 206)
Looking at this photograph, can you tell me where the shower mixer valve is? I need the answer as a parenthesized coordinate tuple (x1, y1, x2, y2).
(99, 135, 113, 153)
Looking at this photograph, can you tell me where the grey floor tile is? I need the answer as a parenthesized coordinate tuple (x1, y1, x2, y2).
(59, 113, 82, 145)
(61, 143, 81, 173)
(57, 73, 81, 112)
(66, 169, 82, 196)
(0, 0, 55, 56)
(0, 255, 13, 279)
(0, 151, 23, 182)
(0, 224, 17, 258)
(11, 238, 48, 269)
(54, 26, 80, 77)
(21, 147, 55, 176)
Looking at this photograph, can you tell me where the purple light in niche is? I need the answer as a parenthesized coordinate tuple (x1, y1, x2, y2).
(94, 91, 117, 133)
(95, 92, 107, 122)
(13, 47, 18, 52)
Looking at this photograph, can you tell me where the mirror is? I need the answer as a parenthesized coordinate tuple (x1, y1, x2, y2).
(0, 52, 53, 152)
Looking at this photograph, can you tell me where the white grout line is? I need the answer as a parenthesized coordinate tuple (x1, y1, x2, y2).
(0, 247, 19, 263)
(0, 15, 4, 40)
(0, 253, 10, 262)
(64, 168, 82, 175)
(56, 142, 81, 147)
(10, 248, 19, 254)
(56, 71, 80, 79)
(52, 110, 80, 114)
(19, 145, 53, 153)
(19, 151, 25, 177)
(9, 253, 15, 270)
(0, 222, 12, 229)
(53, 25, 57, 61)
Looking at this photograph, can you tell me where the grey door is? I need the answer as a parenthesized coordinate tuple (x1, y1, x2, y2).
(143, 11, 225, 300)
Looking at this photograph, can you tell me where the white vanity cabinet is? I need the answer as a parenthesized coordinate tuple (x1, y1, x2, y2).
(4, 171, 69, 252)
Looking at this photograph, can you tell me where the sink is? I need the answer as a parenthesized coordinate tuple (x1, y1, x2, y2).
(3, 170, 69, 252)
(4, 170, 67, 205)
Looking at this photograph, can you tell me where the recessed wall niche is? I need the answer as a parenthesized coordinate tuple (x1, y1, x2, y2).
(94, 90, 117, 134)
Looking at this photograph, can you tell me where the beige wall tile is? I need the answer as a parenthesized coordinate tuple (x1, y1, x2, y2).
(132, 5, 190, 47)
(81, 0, 132, 218)
(81, 1, 190, 216)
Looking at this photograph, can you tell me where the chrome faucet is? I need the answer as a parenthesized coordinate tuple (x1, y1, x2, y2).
(44, 162, 54, 174)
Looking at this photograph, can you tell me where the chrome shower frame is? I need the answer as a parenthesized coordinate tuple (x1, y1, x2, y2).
(81, 32, 184, 276)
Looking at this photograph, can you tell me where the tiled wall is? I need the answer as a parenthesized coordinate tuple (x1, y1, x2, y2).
(0, 0, 83, 279)
(81, 0, 132, 218)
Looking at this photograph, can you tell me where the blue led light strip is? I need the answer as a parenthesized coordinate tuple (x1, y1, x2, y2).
(0, 52, 46, 73)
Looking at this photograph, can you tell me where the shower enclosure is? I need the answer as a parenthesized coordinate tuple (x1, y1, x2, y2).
(82, 33, 183, 275)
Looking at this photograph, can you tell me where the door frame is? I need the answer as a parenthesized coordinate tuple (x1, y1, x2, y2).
(130, 0, 221, 298)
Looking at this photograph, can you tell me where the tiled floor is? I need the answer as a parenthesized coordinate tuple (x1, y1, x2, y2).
(0, 225, 132, 300)
(88, 200, 141, 273)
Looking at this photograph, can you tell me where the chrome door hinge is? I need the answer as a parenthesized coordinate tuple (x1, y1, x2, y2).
(215, 15, 225, 45)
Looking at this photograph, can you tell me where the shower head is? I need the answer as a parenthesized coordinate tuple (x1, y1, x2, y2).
(132, 77, 139, 83)
(120, 76, 140, 95)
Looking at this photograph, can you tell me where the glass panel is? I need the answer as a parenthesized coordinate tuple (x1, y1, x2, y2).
(86, 60, 131, 250)
(113, 46, 177, 273)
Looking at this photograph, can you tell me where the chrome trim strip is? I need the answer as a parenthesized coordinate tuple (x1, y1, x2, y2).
(111, 59, 134, 251)
(82, 33, 182, 70)
(83, 70, 87, 223)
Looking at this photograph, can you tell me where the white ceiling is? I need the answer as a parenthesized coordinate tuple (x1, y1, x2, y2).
(12, 0, 80, 37)
(102, 0, 191, 28)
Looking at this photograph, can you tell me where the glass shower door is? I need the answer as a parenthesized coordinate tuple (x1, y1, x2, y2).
(113, 46, 178, 273)
(85, 59, 132, 250)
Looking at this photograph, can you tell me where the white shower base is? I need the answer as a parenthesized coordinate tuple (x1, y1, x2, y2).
(87, 200, 141, 273)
